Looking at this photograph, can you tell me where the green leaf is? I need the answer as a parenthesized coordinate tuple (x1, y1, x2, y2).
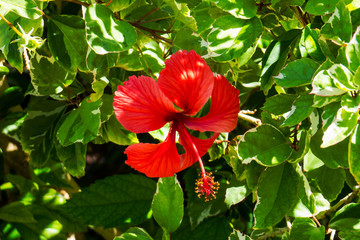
(207, 15, 262, 62)
(116, 49, 144, 71)
(57, 98, 102, 146)
(321, 107, 358, 147)
(262, 94, 297, 115)
(313, 95, 342, 108)
(211, 0, 257, 19)
(114, 227, 153, 240)
(311, 69, 347, 96)
(349, 123, 360, 185)
(100, 94, 114, 123)
(30, 54, 76, 96)
(85, 4, 137, 54)
(228, 230, 252, 240)
(245, 161, 265, 191)
(6, 174, 38, 194)
(282, 93, 315, 127)
(63, 174, 156, 228)
(139, 40, 165, 77)
(289, 166, 315, 217)
(288, 130, 311, 164)
(21, 98, 66, 167)
(98, 115, 139, 145)
(163, 0, 197, 31)
(322, 102, 340, 131)
(327, 64, 357, 91)
(90, 76, 109, 102)
(152, 176, 184, 233)
(310, 129, 349, 168)
(299, 26, 326, 62)
(173, 217, 232, 240)
(289, 218, 325, 240)
(0, 202, 36, 223)
(224, 178, 249, 208)
(254, 162, 299, 229)
(321, 0, 352, 44)
(329, 203, 360, 231)
(274, 59, 320, 88)
(55, 142, 87, 178)
(238, 124, 293, 166)
(307, 166, 345, 201)
(182, 168, 227, 228)
(83, 48, 120, 72)
(305, 0, 339, 15)
(107, 0, 137, 12)
(346, 26, 360, 72)
(260, 29, 302, 92)
(0, 0, 42, 19)
(47, 15, 88, 72)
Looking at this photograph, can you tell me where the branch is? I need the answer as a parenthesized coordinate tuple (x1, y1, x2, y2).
(317, 186, 360, 220)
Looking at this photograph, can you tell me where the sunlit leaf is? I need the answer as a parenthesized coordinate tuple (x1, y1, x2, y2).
(0, 0, 42, 19)
(289, 218, 325, 240)
(238, 124, 293, 166)
(152, 176, 183, 233)
(274, 58, 320, 88)
(207, 15, 262, 62)
(85, 4, 137, 54)
(254, 162, 299, 229)
(260, 29, 302, 92)
(57, 97, 102, 146)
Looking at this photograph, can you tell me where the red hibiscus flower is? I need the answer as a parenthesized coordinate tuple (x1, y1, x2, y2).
(113, 50, 239, 200)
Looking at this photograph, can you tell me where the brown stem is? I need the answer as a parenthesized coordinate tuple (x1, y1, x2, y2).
(136, 7, 160, 24)
(290, 6, 308, 28)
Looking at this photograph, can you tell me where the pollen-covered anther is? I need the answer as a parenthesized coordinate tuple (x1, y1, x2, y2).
(195, 171, 219, 201)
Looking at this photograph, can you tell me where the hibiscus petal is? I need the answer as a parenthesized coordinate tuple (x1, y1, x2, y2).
(125, 129, 180, 178)
(113, 76, 178, 133)
(177, 124, 220, 170)
(184, 75, 240, 132)
(158, 50, 214, 115)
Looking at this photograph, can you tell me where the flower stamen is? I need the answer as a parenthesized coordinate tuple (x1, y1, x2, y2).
(195, 171, 219, 201)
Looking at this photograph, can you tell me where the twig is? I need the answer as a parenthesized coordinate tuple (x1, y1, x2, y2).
(317, 186, 360, 220)
(136, 43, 154, 79)
(136, 7, 160, 24)
(312, 215, 321, 227)
(290, 6, 308, 28)
(0, 13, 23, 37)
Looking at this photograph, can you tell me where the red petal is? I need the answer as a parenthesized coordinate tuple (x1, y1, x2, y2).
(158, 50, 214, 115)
(113, 76, 178, 133)
(177, 124, 220, 171)
(184, 75, 240, 132)
(125, 129, 180, 177)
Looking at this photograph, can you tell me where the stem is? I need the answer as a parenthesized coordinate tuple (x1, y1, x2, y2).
(317, 186, 360, 219)
(180, 125, 206, 176)
(290, 6, 308, 28)
(0, 13, 23, 37)
(136, 7, 160, 24)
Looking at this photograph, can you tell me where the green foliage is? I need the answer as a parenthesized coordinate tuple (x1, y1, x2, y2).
(1, 0, 360, 239)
